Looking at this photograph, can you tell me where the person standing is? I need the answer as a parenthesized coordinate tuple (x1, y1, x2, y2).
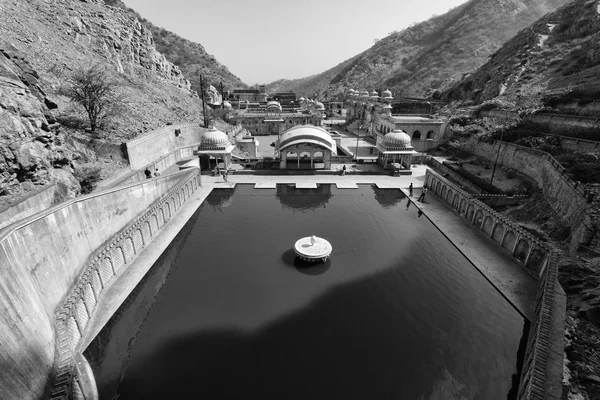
(144, 169, 152, 179)
(408, 183, 413, 197)
(417, 187, 427, 202)
(223, 169, 228, 182)
(341, 165, 347, 176)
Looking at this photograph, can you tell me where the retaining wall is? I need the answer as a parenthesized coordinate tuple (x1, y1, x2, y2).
(0, 184, 66, 230)
(462, 138, 589, 226)
(0, 168, 200, 400)
(126, 123, 203, 170)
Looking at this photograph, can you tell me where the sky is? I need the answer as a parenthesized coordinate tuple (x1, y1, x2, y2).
(122, 0, 468, 85)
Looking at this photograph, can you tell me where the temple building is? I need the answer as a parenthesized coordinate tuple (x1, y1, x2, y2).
(205, 85, 222, 106)
(345, 89, 448, 153)
(276, 125, 337, 169)
(230, 99, 325, 136)
(196, 126, 235, 170)
(375, 129, 417, 174)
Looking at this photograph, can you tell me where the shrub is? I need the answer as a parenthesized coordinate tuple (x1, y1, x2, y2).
(74, 166, 102, 194)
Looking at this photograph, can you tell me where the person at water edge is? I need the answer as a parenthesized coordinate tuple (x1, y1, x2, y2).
(409, 183, 413, 197)
(405, 199, 411, 210)
(417, 187, 427, 202)
(418, 210, 423, 218)
(222, 170, 228, 182)
(341, 165, 347, 175)
(154, 169, 160, 177)
(144, 169, 152, 179)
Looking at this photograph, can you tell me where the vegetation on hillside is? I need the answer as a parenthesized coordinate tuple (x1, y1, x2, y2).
(265, 0, 569, 98)
(443, 0, 600, 107)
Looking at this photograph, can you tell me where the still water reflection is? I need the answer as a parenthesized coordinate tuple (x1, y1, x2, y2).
(88, 185, 526, 400)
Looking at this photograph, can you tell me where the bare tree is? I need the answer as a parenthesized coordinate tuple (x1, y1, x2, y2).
(64, 65, 122, 133)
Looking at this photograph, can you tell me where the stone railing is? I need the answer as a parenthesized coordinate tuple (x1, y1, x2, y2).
(49, 169, 201, 399)
(425, 169, 549, 277)
(517, 252, 562, 400)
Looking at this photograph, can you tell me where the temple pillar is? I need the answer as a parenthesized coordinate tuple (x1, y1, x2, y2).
(280, 152, 287, 169)
(310, 152, 314, 169)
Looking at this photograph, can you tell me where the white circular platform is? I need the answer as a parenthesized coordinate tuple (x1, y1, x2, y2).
(294, 236, 332, 262)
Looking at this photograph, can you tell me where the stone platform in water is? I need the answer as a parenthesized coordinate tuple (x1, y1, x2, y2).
(294, 236, 332, 262)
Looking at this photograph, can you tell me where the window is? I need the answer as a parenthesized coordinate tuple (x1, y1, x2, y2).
(426, 130, 434, 140)
(412, 131, 421, 140)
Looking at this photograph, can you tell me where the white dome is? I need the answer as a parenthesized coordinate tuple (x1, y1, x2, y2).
(384, 129, 412, 148)
(266, 100, 282, 111)
(201, 127, 230, 147)
(382, 89, 393, 98)
(223, 101, 233, 110)
(370, 90, 379, 98)
(360, 90, 369, 97)
(315, 101, 325, 110)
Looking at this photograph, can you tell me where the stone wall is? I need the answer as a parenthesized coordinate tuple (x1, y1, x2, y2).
(0, 183, 65, 230)
(125, 123, 203, 170)
(425, 170, 549, 276)
(0, 168, 199, 400)
(425, 169, 566, 399)
(462, 138, 589, 226)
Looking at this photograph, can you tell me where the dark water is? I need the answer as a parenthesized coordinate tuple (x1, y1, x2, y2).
(92, 185, 527, 400)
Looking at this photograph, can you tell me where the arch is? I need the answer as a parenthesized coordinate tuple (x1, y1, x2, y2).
(459, 199, 467, 215)
(452, 194, 460, 209)
(482, 216, 494, 236)
(313, 151, 324, 159)
(514, 239, 530, 263)
(180, 188, 186, 201)
(158, 208, 165, 226)
(123, 237, 135, 263)
(67, 315, 81, 345)
(133, 229, 144, 252)
(412, 130, 421, 140)
(91, 270, 102, 295)
(111, 246, 126, 273)
(492, 223, 504, 244)
(142, 220, 152, 241)
(441, 186, 447, 200)
(466, 204, 475, 221)
(151, 214, 159, 232)
(185, 184, 190, 198)
(84, 283, 96, 315)
(175, 192, 181, 207)
(474, 210, 484, 227)
(75, 297, 89, 330)
(446, 189, 453, 203)
(426, 130, 434, 139)
(166, 201, 172, 218)
(435, 181, 441, 195)
(99, 257, 114, 286)
(502, 230, 517, 252)
(527, 248, 546, 276)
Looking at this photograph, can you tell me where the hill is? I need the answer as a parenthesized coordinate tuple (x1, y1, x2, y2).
(0, 0, 232, 204)
(442, 0, 600, 108)
(105, 0, 246, 93)
(265, 0, 569, 98)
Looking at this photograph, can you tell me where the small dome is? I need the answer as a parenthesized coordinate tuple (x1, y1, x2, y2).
(370, 90, 379, 98)
(315, 101, 325, 110)
(299, 97, 305, 101)
(384, 129, 412, 148)
(201, 126, 230, 147)
(382, 89, 393, 99)
(348, 89, 356, 94)
(223, 101, 233, 110)
(383, 103, 392, 109)
(360, 90, 369, 97)
(266, 100, 282, 111)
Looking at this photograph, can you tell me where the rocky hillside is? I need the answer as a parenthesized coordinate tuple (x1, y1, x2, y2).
(266, 0, 569, 98)
(0, 0, 224, 205)
(104, 0, 246, 93)
(443, 0, 600, 107)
